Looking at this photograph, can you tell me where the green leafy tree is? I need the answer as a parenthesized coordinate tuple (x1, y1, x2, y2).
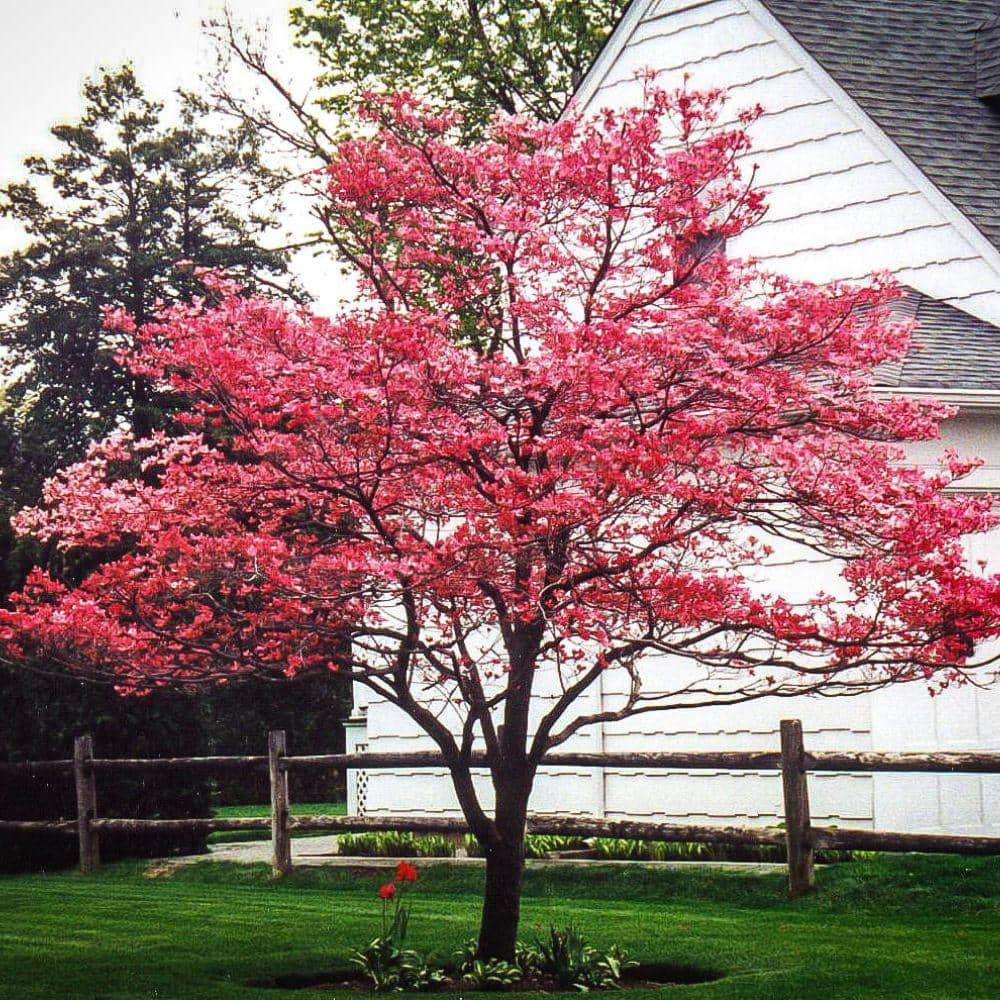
(291, 0, 625, 140)
(213, 1, 626, 158)
(211, 3, 626, 342)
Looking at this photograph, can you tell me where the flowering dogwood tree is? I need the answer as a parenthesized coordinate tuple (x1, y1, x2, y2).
(3, 85, 999, 958)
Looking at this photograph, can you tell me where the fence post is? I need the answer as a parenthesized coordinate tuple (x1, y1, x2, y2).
(445, 830, 469, 859)
(780, 719, 814, 897)
(269, 730, 292, 876)
(73, 734, 99, 873)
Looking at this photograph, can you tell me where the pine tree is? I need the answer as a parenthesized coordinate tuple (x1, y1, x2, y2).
(0, 66, 296, 521)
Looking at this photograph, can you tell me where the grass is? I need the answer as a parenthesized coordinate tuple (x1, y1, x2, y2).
(0, 854, 997, 999)
(207, 802, 347, 844)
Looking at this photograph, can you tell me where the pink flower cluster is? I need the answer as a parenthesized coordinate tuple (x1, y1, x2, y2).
(0, 82, 996, 710)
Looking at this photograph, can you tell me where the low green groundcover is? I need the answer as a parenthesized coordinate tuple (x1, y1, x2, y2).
(334, 830, 865, 864)
(208, 808, 865, 864)
(0, 855, 996, 998)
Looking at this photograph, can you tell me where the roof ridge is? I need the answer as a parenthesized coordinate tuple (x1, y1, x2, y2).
(757, 0, 1000, 252)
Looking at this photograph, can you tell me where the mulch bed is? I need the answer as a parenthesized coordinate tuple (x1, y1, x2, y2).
(255, 964, 723, 992)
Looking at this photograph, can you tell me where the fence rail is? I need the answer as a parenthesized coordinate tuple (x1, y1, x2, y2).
(3, 719, 999, 895)
(6, 748, 999, 777)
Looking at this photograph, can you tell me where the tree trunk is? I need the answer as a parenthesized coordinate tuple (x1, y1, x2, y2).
(468, 627, 542, 961)
(477, 831, 525, 962)
(475, 768, 530, 961)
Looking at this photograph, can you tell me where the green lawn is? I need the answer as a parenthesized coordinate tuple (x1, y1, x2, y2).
(0, 856, 996, 999)
(208, 802, 347, 844)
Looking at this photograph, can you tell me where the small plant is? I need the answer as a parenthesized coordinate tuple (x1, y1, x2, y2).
(514, 939, 542, 974)
(340, 831, 878, 871)
(590, 837, 651, 861)
(452, 931, 635, 993)
(338, 832, 454, 858)
(461, 959, 523, 991)
(352, 936, 433, 994)
(453, 939, 479, 973)
(352, 862, 445, 993)
(586, 836, 872, 865)
(537, 925, 589, 990)
(406, 960, 448, 993)
(524, 834, 589, 858)
(454, 938, 542, 978)
(462, 834, 587, 859)
(583, 945, 638, 990)
(536, 925, 637, 991)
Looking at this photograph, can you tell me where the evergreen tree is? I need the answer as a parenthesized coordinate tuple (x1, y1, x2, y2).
(0, 69, 346, 860)
(0, 66, 295, 521)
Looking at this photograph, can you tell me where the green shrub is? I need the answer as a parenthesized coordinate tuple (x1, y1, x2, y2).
(455, 931, 630, 992)
(0, 677, 210, 872)
(337, 832, 453, 858)
(515, 939, 543, 974)
(525, 834, 589, 857)
(335, 830, 875, 865)
(460, 958, 523, 991)
(588, 836, 872, 865)
(462, 834, 588, 858)
(536, 925, 637, 990)
(351, 937, 445, 994)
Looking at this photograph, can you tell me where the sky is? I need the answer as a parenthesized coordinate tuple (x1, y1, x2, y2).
(0, 0, 348, 307)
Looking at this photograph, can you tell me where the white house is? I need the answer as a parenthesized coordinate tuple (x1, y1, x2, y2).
(346, 0, 1000, 836)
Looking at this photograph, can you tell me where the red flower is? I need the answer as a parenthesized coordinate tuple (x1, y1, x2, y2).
(378, 882, 396, 900)
(395, 860, 418, 883)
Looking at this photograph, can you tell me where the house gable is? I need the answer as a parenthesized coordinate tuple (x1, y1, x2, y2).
(571, 0, 1000, 340)
(759, 0, 1000, 254)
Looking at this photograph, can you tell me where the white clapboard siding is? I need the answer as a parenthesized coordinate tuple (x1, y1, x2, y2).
(645, 0, 749, 36)
(597, 43, 796, 108)
(353, 461, 1000, 834)
(630, 6, 772, 60)
(756, 163, 917, 226)
(363, 770, 492, 816)
(908, 412, 1000, 492)
(757, 234, 979, 293)
(592, 653, 877, 828)
(745, 133, 887, 189)
(603, 770, 872, 826)
(736, 194, 946, 260)
(870, 679, 1000, 834)
(888, 262, 1000, 322)
(578, 0, 1000, 326)
(724, 69, 829, 119)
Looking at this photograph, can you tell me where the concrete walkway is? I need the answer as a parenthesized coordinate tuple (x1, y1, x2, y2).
(162, 834, 785, 873)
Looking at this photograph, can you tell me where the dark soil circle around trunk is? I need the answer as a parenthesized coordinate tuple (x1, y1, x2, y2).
(251, 963, 724, 992)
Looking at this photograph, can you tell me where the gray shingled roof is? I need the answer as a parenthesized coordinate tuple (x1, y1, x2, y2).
(874, 287, 1000, 389)
(575, 0, 1000, 391)
(978, 18, 1000, 99)
(760, 0, 1000, 251)
(756, 1, 1000, 392)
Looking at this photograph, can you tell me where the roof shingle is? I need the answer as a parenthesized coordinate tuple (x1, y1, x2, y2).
(756, 1, 1000, 391)
(760, 0, 1000, 251)
(874, 288, 1000, 389)
(575, 1, 1000, 391)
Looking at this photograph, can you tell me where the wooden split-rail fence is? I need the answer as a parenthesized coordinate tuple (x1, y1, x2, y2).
(2, 719, 999, 896)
